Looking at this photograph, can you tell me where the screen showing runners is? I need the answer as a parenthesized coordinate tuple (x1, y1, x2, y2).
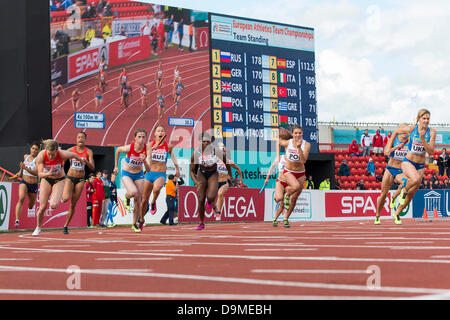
(210, 13, 318, 152)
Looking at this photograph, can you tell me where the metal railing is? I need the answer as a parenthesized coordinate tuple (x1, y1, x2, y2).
(0, 166, 21, 182)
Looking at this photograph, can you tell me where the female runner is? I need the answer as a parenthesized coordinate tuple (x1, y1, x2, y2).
(374, 123, 409, 225)
(189, 132, 231, 230)
(173, 76, 183, 116)
(72, 88, 81, 112)
(140, 84, 149, 115)
(32, 139, 87, 236)
(278, 125, 311, 228)
(61, 131, 95, 234)
(120, 84, 132, 108)
(113, 129, 151, 232)
(155, 62, 163, 92)
(14, 142, 40, 228)
(140, 125, 180, 230)
(51, 82, 64, 107)
(94, 82, 103, 111)
(393, 109, 436, 225)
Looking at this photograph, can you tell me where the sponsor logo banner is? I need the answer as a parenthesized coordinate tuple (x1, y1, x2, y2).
(412, 189, 450, 218)
(178, 186, 265, 222)
(7, 182, 87, 230)
(68, 45, 107, 83)
(195, 27, 209, 50)
(108, 35, 151, 68)
(325, 191, 391, 218)
(0, 183, 12, 231)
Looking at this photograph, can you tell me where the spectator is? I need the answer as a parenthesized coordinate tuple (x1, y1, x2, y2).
(430, 171, 439, 185)
(335, 178, 341, 190)
(157, 19, 165, 52)
(188, 23, 194, 52)
(348, 139, 360, 156)
(92, 170, 105, 227)
(51, 35, 58, 59)
(85, 173, 95, 227)
(338, 159, 350, 177)
(421, 179, 431, 189)
(356, 179, 366, 190)
(372, 129, 384, 156)
(141, 21, 151, 37)
(97, 0, 106, 15)
(168, 14, 175, 45)
(150, 24, 158, 55)
(367, 158, 375, 176)
(164, 17, 170, 50)
(177, 18, 184, 50)
(102, 23, 112, 40)
(376, 168, 384, 182)
(383, 131, 392, 147)
(82, 3, 97, 19)
(82, 25, 95, 48)
(54, 30, 69, 56)
(433, 178, 443, 189)
(61, 0, 73, 9)
(444, 178, 450, 189)
(437, 148, 449, 177)
(105, 172, 117, 227)
(305, 175, 315, 189)
(360, 129, 371, 157)
(319, 177, 331, 190)
(102, 2, 112, 17)
(99, 170, 112, 227)
(119, 26, 127, 37)
(160, 174, 178, 225)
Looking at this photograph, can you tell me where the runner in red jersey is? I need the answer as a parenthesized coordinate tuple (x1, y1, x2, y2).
(32, 139, 87, 236)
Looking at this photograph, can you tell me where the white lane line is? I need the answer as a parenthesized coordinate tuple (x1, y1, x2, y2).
(0, 265, 447, 295)
(0, 289, 408, 300)
(117, 250, 184, 253)
(0, 258, 32, 261)
(96, 258, 172, 261)
(42, 245, 92, 248)
(245, 248, 317, 252)
(251, 269, 370, 274)
(3, 246, 450, 265)
(365, 241, 434, 245)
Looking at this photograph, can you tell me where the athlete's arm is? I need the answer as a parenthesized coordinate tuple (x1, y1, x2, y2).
(229, 159, 243, 185)
(60, 150, 85, 163)
(299, 141, 311, 165)
(114, 145, 130, 174)
(422, 128, 436, 155)
(36, 151, 52, 179)
(264, 158, 279, 185)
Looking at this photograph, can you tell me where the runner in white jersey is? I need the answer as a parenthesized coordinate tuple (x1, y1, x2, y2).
(278, 126, 311, 228)
(14, 142, 40, 228)
(374, 123, 409, 225)
(190, 132, 231, 230)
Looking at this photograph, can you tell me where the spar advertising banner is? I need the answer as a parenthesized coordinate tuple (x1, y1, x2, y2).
(108, 35, 151, 68)
(68, 44, 108, 83)
(412, 189, 450, 218)
(325, 191, 391, 219)
(3, 182, 87, 231)
(178, 186, 265, 223)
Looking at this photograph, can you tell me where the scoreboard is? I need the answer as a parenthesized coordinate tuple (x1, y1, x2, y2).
(210, 14, 318, 152)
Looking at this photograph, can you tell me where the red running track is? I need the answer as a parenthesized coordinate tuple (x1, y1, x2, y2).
(2, 219, 450, 300)
(52, 47, 211, 148)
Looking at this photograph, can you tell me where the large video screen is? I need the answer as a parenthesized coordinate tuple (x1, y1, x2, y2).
(50, 1, 210, 149)
(49, 1, 317, 153)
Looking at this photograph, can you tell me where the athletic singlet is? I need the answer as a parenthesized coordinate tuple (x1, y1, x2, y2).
(151, 141, 169, 163)
(100, 71, 105, 81)
(390, 137, 409, 161)
(158, 96, 164, 105)
(174, 70, 179, 78)
(44, 150, 63, 175)
(157, 70, 163, 79)
(217, 158, 229, 175)
(70, 147, 88, 171)
(121, 73, 127, 83)
(285, 139, 306, 163)
(176, 82, 183, 92)
(125, 143, 146, 169)
(277, 155, 286, 173)
(95, 87, 102, 97)
(122, 87, 129, 96)
(23, 155, 37, 177)
(141, 87, 147, 95)
(407, 125, 430, 156)
(51, 86, 60, 97)
(197, 148, 218, 168)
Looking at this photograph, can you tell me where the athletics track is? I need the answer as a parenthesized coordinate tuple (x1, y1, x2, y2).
(52, 47, 211, 148)
(1, 219, 450, 300)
